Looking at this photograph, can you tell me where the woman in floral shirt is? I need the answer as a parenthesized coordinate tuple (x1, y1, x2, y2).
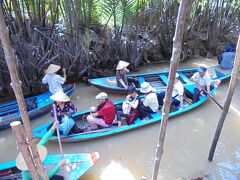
(49, 91, 81, 135)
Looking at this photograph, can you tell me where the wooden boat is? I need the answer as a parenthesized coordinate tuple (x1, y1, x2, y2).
(33, 80, 220, 142)
(0, 84, 75, 130)
(88, 65, 231, 94)
(0, 152, 99, 180)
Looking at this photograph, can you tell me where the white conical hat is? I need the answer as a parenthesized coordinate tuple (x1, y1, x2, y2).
(16, 145, 47, 171)
(45, 64, 61, 74)
(116, 60, 130, 70)
(50, 91, 70, 102)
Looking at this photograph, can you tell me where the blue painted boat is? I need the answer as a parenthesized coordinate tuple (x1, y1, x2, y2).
(0, 84, 75, 130)
(89, 65, 231, 94)
(33, 80, 220, 142)
(0, 152, 99, 179)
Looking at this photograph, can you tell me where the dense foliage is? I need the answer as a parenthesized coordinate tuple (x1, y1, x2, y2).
(0, 0, 239, 97)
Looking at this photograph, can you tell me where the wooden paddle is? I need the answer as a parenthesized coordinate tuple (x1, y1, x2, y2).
(195, 81, 223, 110)
(52, 104, 69, 180)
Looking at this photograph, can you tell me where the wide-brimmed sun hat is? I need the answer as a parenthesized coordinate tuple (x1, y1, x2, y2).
(198, 66, 207, 72)
(45, 64, 61, 74)
(116, 60, 130, 70)
(16, 145, 47, 171)
(95, 92, 108, 100)
(50, 91, 70, 102)
(140, 82, 154, 93)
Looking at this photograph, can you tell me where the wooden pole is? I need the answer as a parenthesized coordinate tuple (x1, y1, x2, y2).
(195, 81, 223, 110)
(151, 1, 192, 179)
(10, 121, 39, 178)
(0, 6, 48, 180)
(208, 33, 240, 161)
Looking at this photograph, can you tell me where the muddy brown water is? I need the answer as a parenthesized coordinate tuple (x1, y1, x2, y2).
(0, 57, 240, 179)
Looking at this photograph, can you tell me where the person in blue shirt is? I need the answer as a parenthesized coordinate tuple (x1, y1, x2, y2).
(219, 45, 235, 70)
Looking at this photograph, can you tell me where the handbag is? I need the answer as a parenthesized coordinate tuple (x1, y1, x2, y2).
(59, 115, 75, 135)
(122, 101, 131, 115)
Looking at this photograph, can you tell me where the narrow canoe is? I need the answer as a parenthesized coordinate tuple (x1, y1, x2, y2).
(0, 152, 99, 180)
(0, 84, 75, 130)
(33, 81, 220, 142)
(89, 65, 231, 94)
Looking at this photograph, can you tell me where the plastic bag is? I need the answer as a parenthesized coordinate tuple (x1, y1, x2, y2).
(59, 116, 75, 135)
(122, 101, 131, 115)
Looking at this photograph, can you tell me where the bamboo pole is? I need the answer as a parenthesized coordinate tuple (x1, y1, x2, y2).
(0, 6, 48, 180)
(208, 33, 240, 161)
(10, 121, 39, 178)
(151, 1, 192, 179)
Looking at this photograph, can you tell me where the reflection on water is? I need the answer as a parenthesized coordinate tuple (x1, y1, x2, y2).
(0, 57, 240, 179)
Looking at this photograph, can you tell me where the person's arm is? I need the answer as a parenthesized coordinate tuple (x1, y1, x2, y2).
(127, 99, 139, 109)
(119, 79, 128, 89)
(38, 122, 58, 145)
(207, 85, 210, 94)
(56, 75, 65, 84)
(143, 96, 149, 107)
(42, 75, 48, 84)
(47, 159, 66, 178)
(62, 68, 67, 81)
(69, 102, 77, 114)
(190, 73, 197, 82)
(179, 95, 184, 108)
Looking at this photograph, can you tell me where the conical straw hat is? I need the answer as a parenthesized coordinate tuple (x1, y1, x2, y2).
(16, 145, 47, 171)
(45, 64, 61, 74)
(50, 91, 70, 102)
(116, 60, 130, 70)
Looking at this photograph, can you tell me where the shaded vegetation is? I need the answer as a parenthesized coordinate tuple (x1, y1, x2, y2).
(0, 0, 239, 97)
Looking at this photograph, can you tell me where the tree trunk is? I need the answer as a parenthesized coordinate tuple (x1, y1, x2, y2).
(0, 5, 49, 180)
(10, 121, 38, 178)
(151, 1, 192, 179)
(208, 33, 240, 161)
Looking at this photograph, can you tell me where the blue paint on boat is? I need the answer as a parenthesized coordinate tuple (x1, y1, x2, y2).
(33, 81, 220, 142)
(89, 66, 231, 94)
(0, 84, 75, 130)
(0, 152, 100, 180)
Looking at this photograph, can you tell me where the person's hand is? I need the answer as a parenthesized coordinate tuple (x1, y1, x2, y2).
(51, 121, 59, 130)
(62, 68, 66, 74)
(141, 98, 144, 102)
(126, 95, 131, 100)
(58, 159, 66, 167)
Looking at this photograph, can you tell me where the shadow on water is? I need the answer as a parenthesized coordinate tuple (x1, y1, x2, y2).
(0, 57, 240, 179)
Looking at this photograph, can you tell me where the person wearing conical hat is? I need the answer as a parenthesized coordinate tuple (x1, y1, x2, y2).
(49, 91, 82, 135)
(116, 60, 130, 89)
(15, 121, 66, 179)
(42, 64, 67, 94)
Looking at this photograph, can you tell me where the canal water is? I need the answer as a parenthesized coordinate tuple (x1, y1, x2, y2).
(0, 57, 239, 179)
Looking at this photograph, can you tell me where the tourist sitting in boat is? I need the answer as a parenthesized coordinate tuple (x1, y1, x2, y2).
(87, 92, 116, 130)
(16, 121, 66, 179)
(49, 91, 82, 135)
(116, 85, 140, 126)
(116, 60, 130, 89)
(157, 73, 184, 110)
(42, 64, 67, 94)
(190, 66, 213, 103)
(139, 82, 159, 120)
(219, 45, 235, 70)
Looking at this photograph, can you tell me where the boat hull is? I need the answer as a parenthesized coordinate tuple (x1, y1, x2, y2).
(0, 84, 75, 130)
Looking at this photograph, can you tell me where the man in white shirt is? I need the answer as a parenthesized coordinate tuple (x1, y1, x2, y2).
(140, 82, 159, 120)
(190, 66, 212, 103)
(42, 64, 66, 94)
(157, 73, 184, 110)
